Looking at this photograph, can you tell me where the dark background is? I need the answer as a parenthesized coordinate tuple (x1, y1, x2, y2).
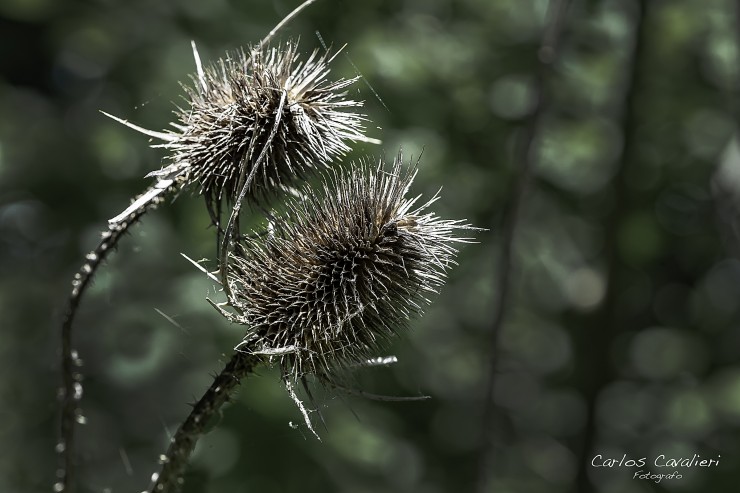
(2, 0, 740, 492)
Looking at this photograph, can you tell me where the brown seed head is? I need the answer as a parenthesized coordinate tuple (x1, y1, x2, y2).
(110, 40, 374, 223)
(221, 154, 476, 383)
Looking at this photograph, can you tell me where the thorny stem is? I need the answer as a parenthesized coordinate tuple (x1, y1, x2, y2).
(218, 90, 287, 298)
(147, 351, 262, 493)
(217, 0, 322, 286)
(475, 1, 570, 491)
(59, 184, 174, 492)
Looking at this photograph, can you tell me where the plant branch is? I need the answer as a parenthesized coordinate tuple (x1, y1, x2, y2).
(475, 1, 570, 491)
(218, 90, 287, 299)
(256, 0, 321, 52)
(147, 351, 262, 493)
(58, 184, 174, 493)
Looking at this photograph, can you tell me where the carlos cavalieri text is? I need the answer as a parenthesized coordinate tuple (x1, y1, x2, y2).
(591, 453, 720, 469)
(591, 454, 720, 483)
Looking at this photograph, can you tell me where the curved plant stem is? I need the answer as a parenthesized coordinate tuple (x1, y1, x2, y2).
(58, 184, 174, 493)
(147, 351, 262, 493)
(218, 90, 287, 299)
(256, 0, 320, 52)
(475, 1, 570, 491)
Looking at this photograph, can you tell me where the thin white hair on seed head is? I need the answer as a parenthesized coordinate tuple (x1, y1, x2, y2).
(220, 152, 478, 387)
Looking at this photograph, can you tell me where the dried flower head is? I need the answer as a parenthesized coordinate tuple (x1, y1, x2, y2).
(107, 40, 377, 224)
(215, 153, 476, 385)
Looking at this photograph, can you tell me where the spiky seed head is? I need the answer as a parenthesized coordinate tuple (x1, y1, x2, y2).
(144, 40, 373, 219)
(222, 154, 476, 384)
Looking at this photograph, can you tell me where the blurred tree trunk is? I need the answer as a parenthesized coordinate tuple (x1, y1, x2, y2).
(574, 1, 649, 491)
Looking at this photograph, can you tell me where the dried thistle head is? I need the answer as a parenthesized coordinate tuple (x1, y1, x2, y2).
(218, 153, 476, 385)
(107, 40, 376, 223)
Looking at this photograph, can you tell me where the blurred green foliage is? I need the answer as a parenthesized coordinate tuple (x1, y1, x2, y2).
(2, 0, 740, 492)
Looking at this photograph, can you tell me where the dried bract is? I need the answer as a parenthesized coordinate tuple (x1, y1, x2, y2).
(220, 154, 476, 384)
